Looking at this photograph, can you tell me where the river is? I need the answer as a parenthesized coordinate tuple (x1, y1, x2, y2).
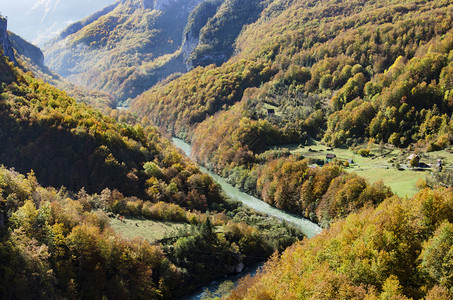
(172, 138, 322, 299)
(172, 137, 322, 238)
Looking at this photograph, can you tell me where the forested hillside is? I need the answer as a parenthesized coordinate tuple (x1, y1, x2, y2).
(228, 187, 453, 299)
(3, 0, 453, 298)
(0, 164, 304, 299)
(0, 166, 183, 299)
(0, 50, 306, 298)
(134, 0, 453, 150)
(0, 15, 116, 111)
(44, 0, 199, 103)
(43, 0, 269, 105)
(0, 51, 225, 207)
(130, 0, 453, 224)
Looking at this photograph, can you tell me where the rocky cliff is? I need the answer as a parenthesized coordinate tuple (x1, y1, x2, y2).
(185, 0, 268, 68)
(9, 32, 44, 67)
(0, 17, 16, 64)
(142, 0, 185, 10)
(181, 0, 223, 70)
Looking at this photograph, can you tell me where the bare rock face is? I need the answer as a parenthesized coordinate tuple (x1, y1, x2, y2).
(142, 0, 174, 10)
(9, 32, 44, 67)
(0, 17, 16, 64)
(142, 0, 203, 12)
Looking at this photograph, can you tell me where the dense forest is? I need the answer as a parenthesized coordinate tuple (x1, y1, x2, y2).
(0, 52, 218, 204)
(228, 187, 453, 299)
(134, 0, 453, 149)
(131, 0, 453, 225)
(2, 0, 453, 298)
(0, 51, 306, 298)
(0, 165, 304, 298)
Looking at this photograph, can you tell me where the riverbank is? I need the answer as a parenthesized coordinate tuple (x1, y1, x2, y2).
(171, 137, 323, 299)
(180, 262, 264, 300)
(172, 137, 322, 238)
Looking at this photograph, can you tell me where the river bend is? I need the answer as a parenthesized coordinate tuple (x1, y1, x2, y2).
(172, 138, 322, 238)
(172, 137, 322, 299)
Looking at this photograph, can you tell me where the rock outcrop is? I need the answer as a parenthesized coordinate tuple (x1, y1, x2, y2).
(181, 0, 222, 70)
(9, 32, 44, 67)
(142, 0, 179, 10)
(0, 17, 16, 64)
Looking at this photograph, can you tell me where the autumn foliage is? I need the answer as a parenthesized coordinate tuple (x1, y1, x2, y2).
(228, 188, 453, 299)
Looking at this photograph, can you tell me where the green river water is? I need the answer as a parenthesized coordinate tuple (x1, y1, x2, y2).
(172, 138, 322, 299)
(172, 137, 322, 238)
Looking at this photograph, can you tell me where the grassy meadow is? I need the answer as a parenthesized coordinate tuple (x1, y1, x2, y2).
(271, 140, 452, 198)
(109, 216, 186, 243)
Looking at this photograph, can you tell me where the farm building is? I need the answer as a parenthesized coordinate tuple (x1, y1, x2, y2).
(326, 153, 336, 162)
(407, 154, 420, 167)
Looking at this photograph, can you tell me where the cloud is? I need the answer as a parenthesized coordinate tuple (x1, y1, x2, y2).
(33, 20, 65, 45)
(27, 0, 61, 22)
(4, 0, 116, 44)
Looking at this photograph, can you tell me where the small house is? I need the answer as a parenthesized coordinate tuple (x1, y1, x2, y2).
(267, 108, 275, 116)
(407, 153, 420, 167)
(437, 159, 443, 170)
(326, 153, 336, 162)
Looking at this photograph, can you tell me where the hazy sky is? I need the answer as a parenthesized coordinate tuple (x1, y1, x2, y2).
(1, 0, 116, 46)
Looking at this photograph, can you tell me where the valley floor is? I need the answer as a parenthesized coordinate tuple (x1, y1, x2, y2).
(270, 141, 453, 197)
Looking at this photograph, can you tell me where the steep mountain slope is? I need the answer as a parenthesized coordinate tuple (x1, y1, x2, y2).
(228, 188, 453, 299)
(0, 49, 305, 298)
(0, 15, 115, 111)
(130, 0, 453, 229)
(184, 0, 269, 68)
(44, 0, 203, 104)
(9, 32, 45, 67)
(3, 2, 453, 298)
(43, 0, 271, 104)
(0, 53, 227, 210)
(11, 38, 116, 112)
(133, 0, 453, 160)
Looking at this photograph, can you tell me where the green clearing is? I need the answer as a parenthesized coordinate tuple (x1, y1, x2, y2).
(351, 167, 427, 198)
(109, 216, 186, 243)
(271, 140, 451, 198)
(262, 103, 282, 116)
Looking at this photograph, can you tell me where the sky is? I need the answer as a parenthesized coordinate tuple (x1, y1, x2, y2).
(1, 0, 116, 46)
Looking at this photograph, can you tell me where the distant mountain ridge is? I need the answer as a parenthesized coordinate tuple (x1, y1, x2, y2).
(58, 3, 119, 41)
(43, 0, 269, 105)
(0, 16, 115, 111)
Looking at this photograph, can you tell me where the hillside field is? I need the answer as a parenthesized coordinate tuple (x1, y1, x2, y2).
(109, 216, 186, 243)
(278, 141, 453, 197)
